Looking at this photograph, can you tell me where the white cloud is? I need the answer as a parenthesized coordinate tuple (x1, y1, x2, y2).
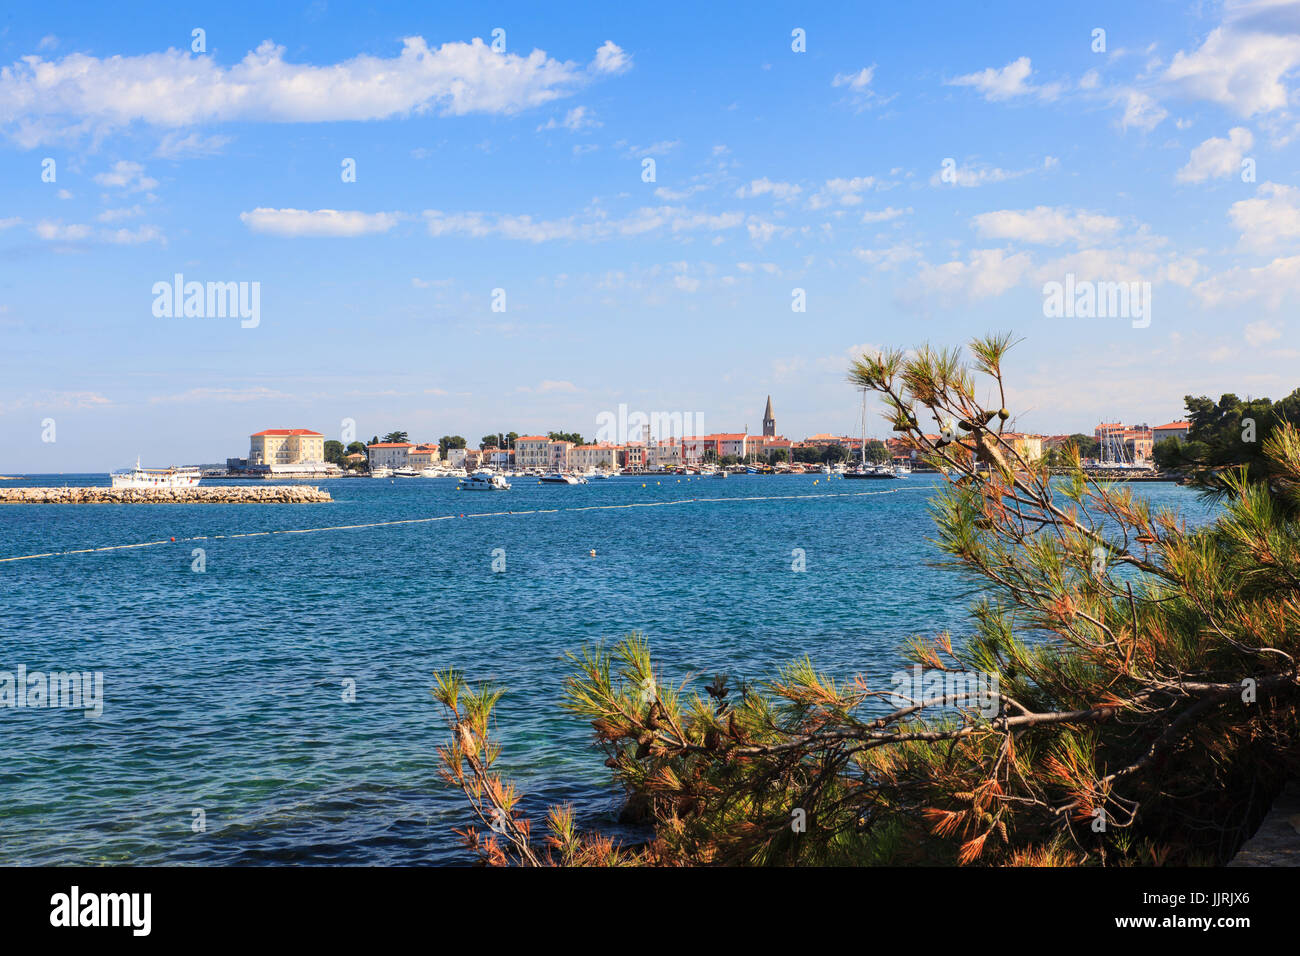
(1228, 181, 1300, 250)
(155, 130, 232, 158)
(861, 206, 910, 223)
(97, 205, 143, 222)
(832, 65, 876, 91)
(423, 206, 744, 242)
(654, 184, 709, 201)
(1115, 89, 1168, 131)
(1163, 6, 1300, 117)
(1245, 319, 1283, 346)
(948, 56, 1061, 101)
(1176, 127, 1255, 182)
(149, 386, 294, 405)
(93, 160, 157, 192)
(34, 218, 164, 244)
(591, 41, 631, 75)
(807, 176, 878, 208)
(735, 177, 802, 201)
(537, 379, 579, 393)
(239, 208, 401, 237)
(928, 159, 1053, 188)
(913, 249, 1034, 301)
(0, 37, 625, 145)
(972, 206, 1122, 245)
(537, 105, 599, 131)
(103, 224, 164, 244)
(853, 244, 921, 269)
(1194, 253, 1300, 309)
(34, 221, 92, 241)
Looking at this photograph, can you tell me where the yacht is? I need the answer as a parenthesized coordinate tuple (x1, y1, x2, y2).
(110, 458, 201, 489)
(458, 471, 511, 491)
(393, 466, 421, 478)
(540, 473, 586, 484)
(843, 464, 897, 479)
(370, 465, 394, 479)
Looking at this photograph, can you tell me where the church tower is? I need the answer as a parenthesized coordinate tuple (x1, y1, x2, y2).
(762, 395, 775, 437)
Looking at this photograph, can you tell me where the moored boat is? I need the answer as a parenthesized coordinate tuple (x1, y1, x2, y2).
(458, 471, 511, 491)
(110, 458, 201, 489)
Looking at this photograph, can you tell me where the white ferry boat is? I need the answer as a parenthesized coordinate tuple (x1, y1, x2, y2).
(458, 471, 511, 491)
(110, 458, 201, 489)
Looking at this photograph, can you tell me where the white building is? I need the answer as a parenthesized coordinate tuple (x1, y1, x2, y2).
(367, 442, 414, 470)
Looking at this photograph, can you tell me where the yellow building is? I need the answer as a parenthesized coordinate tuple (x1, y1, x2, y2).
(249, 429, 325, 465)
(515, 436, 552, 469)
(1003, 433, 1044, 463)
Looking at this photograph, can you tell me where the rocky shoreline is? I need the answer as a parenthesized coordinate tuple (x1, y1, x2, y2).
(0, 486, 332, 504)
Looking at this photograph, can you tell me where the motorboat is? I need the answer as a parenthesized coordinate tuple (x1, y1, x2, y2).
(393, 466, 421, 478)
(540, 473, 586, 484)
(458, 471, 511, 491)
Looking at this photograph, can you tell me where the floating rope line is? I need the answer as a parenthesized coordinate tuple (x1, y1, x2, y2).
(0, 485, 927, 564)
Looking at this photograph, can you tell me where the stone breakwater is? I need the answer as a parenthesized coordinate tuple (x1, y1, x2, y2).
(0, 486, 332, 504)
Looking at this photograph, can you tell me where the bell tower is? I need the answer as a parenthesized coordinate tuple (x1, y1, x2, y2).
(762, 395, 775, 437)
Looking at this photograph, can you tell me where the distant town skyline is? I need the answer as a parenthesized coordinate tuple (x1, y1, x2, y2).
(4, 1, 1299, 470)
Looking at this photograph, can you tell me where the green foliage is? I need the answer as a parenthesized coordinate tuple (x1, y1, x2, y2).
(435, 335, 1300, 867)
(382, 431, 408, 444)
(548, 431, 584, 445)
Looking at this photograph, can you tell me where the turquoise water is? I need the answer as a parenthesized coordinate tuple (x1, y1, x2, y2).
(0, 474, 1215, 864)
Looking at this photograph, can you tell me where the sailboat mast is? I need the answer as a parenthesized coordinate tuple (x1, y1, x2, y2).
(860, 390, 867, 467)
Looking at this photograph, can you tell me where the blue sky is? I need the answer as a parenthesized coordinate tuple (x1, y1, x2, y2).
(3, 0, 1299, 469)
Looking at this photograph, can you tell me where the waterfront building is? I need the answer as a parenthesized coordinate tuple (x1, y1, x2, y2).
(646, 438, 683, 471)
(623, 442, 646, 470)
(446, 448, 468, 468)
(515, 436, 552, 470)
(716, 433, 749, 459)
(367, 441, 415, 470)
(1153, 421, 1191, 444)
(549, 441, 574, 471)
(408, 443, 441, 469)
(571, 443, 621, 471)
(1003, 433, 1044, 463)
(249, 428, 326, 466)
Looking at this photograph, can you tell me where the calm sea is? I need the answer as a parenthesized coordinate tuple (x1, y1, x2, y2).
(0, 473, 1216, 864)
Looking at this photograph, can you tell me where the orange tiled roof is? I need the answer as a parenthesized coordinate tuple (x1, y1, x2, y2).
(252, 428, 322, 437)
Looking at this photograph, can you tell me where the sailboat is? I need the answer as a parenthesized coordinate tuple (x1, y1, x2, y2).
(843, 389, 897, 479)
